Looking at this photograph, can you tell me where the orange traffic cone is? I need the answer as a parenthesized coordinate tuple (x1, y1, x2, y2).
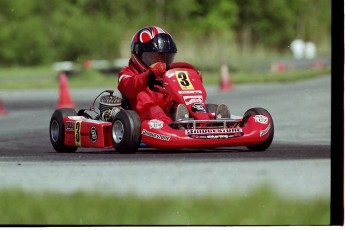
(0, 98, 8, 115)
(219, 63, 233, 91)
(271, 61, 286, 73)
(315, 59, 324, 70)
(57, 72, 75, 108)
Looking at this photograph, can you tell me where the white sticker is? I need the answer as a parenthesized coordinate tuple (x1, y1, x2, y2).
(260, 123, 271, 137)
(254, 115, 268, 124)
(148, 119, 164, 129)
(142, 129, 171, 141)
(183, 95, 203, 105)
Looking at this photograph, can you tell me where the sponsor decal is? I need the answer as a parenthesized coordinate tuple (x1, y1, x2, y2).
(68, 116, 109, 124)
(191, 134, 239, 139)
(89, 120, 109, 124)
(66, 121, 75, 131)
(175, 71, 194, 90)
(178, 90, 203, 95)
(68, 116, 85, 121)
(254, 115, 268, 124)
(90, 126, 98, 143)
(260, 123, 271, 137)
(75, 121, 81, 146)
(183, 95, 203, 105)
(148, 119, 164, 129)
(167, 72, 175, 78)
(191, 103, 206, 113)
(142, 129, 171, 141)
(186, 128, 242, 135)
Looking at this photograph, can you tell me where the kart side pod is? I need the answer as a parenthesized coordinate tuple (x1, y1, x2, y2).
(50, 108, 114, 153)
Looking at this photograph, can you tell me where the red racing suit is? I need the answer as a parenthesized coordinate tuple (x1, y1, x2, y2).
(118, 58, 174, 123)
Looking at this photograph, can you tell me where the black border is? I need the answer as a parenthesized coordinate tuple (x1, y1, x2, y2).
(330, 0, 344, 225)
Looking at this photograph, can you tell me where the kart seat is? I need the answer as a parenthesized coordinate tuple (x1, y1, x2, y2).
(121, 95, 131, 110)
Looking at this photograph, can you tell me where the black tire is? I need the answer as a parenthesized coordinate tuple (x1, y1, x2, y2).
(206, 103, 218, 114)
(241, 107, 274, 151)
(111, 110, 141, 154)
(49, 108, 78, 153)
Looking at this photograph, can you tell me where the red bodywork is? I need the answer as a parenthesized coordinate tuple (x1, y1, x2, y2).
(140, 117, 272, 149)
(62, 66, 273, 150)
(64, 117, 113, 148)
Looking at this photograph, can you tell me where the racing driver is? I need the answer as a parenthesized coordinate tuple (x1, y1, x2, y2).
(118, 26, 189, 124)
(117, 26, 230, 125)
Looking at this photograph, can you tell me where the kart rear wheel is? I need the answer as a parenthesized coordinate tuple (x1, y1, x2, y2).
(49, 108, 78, 153)
(112, 110, 141, 154)
(241, 107, 274, 151)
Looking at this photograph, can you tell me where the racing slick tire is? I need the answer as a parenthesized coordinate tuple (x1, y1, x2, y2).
(206, 104, 218, 114)
(241, 107, 274, 151)
(111, 110, 141, 154)
(49, 108, 78, 153)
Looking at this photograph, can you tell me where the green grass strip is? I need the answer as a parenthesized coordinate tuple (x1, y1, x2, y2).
(202, 68, 330, 85)
(0, 186, 329, 225)
(0, 66, 330, 90)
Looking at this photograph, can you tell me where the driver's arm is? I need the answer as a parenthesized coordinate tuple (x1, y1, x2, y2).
(118, 68, 150, 99)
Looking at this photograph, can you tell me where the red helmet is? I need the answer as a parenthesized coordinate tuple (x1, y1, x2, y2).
(130, 26, 177, 69)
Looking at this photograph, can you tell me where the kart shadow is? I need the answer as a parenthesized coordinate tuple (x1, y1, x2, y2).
(79, 147, 250, 155)
(138, 147, 250, 154)
(58, 142, 330, 161)
(69, 147, 257, 162)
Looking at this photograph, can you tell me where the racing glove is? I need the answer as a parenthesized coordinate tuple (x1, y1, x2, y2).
(148, 62, 166, 89)
(148, 62, 166, 81)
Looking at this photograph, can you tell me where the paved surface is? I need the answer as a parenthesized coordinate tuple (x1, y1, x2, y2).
(0, 75, 331, 199)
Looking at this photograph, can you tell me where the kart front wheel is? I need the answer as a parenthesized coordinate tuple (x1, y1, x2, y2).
(111, 110, 141, 154)
(241, 107, 274, 151)
(206, 104, 218, 114)
(49, 108, 78, 153)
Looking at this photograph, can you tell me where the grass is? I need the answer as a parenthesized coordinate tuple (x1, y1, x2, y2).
(0, 186, 329, 225)
(0, 65, 330, 90)
(0, 67, 113, 90)
(202, 68, 330, 85)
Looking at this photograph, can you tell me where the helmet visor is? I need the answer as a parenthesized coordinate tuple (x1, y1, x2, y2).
(142, 52, 175, 67)
(154, 34, 176, 52)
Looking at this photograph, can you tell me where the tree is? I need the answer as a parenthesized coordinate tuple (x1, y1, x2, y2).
(0, 0, 331, 66)
(234, 0, 331, 51)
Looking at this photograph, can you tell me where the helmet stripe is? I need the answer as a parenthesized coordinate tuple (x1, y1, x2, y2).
(139, 30, 153, 43)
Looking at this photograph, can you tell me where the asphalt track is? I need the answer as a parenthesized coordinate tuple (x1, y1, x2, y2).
(0, 75, 331, 199)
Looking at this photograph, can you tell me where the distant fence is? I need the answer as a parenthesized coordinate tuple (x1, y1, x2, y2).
(52, 58, 128, 76)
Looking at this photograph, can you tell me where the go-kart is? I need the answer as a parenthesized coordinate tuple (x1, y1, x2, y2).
(49, 62, 274, 153)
